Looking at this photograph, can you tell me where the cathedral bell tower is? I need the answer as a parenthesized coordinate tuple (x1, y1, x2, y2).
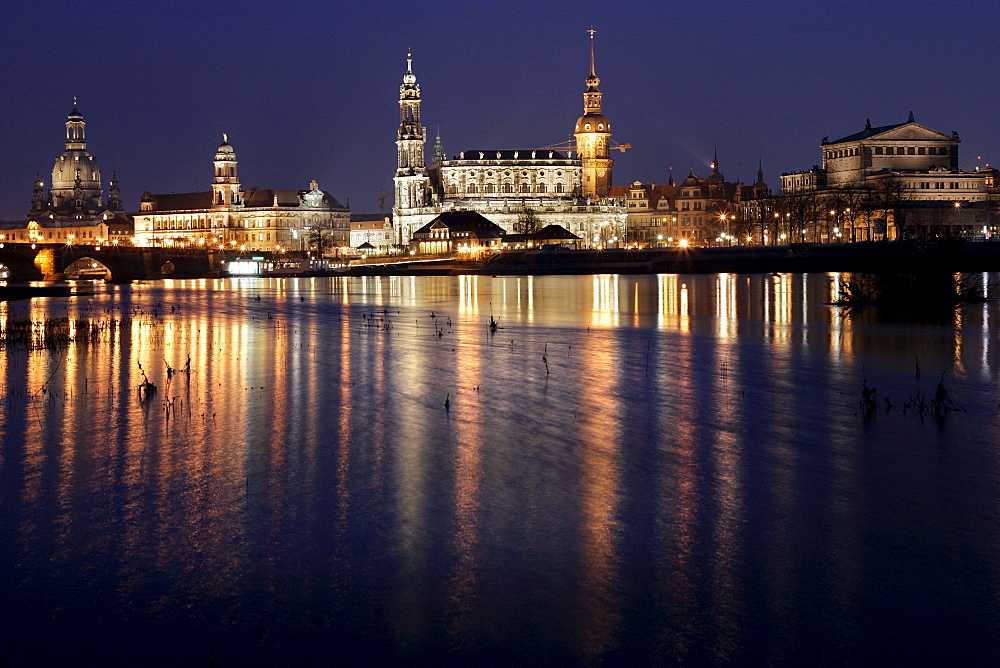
(394, 52, 430, 212)
(574, 30, 613, 198)
(212, 133, 242, 207)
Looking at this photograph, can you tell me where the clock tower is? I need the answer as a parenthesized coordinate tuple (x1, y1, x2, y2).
(574, 30, 613, 198)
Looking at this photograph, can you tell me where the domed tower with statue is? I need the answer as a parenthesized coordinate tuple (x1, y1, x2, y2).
(21, 102, 133, 245)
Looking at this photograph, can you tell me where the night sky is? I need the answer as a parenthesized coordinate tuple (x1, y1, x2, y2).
(2, 1, 998, 221)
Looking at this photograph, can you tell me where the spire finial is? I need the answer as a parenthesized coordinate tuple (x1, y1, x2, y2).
(908, 110, 915, 123)
(73, 96, 77, 108)
(407, 50, 413, 73)
(587, 28, 596, 78)
(222, 132, 228, 144)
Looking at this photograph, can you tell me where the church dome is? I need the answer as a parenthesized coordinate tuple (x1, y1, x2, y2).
(215, 134, 236, 160)
(575, 113, 611, 133)
(67, 106, 84, 122)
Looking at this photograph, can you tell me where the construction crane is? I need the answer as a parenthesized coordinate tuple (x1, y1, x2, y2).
(377, 187, 392, 214)
(534, 138, 631, 154)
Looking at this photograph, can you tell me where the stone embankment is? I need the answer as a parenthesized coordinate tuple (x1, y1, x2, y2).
(340, 241, 1000, 276)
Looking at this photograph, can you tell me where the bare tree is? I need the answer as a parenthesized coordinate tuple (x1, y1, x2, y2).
(309, 227, 334, 255)
(871, 177, 911, 240)
(514, 206, 541, 236)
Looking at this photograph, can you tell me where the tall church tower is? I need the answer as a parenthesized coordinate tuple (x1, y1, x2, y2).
(574, 30, 613, 198)
(212, 133, 242, 207)
(394, 52, 429, 211)
(50, 102, 103, 211)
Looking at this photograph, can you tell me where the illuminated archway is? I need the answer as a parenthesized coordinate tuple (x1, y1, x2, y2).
(0, 263, 9, 280)
(64, 257, 111, 280)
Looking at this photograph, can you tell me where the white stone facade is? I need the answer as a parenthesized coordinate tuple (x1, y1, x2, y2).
(134, 138, 348, 250)
(391, 49, 625, 249)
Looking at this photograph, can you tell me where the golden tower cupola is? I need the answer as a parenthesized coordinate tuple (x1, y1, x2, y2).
(574, 29, 613, 198)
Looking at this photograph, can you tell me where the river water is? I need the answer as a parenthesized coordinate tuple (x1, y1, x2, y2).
(1, 273, 999, 665)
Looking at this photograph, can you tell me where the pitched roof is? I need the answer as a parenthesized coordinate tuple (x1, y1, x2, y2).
(827, 122, 907, 145)
(534, 224, 580, 240)
(140, 189, 346, 212)
(243, 188, 304, 207)
(243, 188, 346, 209)
(413, 210, 505, 238)
(142, 192, 214, 211)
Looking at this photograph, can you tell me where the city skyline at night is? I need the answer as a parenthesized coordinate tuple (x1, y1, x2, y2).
(2, 1, 999, 223)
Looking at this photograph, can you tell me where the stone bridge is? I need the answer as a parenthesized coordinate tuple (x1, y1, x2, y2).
(0, 243, 226, 281)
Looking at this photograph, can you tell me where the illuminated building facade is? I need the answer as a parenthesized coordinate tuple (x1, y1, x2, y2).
(610, 154, 766, 246)
(133, 136, 349, 250)
(350, 214, 395, 251)
(410, 210, 505, 255)
(19, 103, 133, 244)
(779, 114, 999, 239)
(393, 35, 625, 249)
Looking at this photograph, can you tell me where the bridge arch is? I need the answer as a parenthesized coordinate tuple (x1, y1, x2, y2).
(64, 256, 112, 280)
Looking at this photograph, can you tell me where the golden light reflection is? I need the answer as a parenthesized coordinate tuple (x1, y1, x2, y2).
(591, 274, 620, 328)
(654, 312, 697, 660)
(336, 307, 352, 528)
(445, 313, 484, 647)
(716, 273, 736, 338)
(828, 273, 850, 360)
(458, 275, 479, 317)
(572, 328, 621, 661)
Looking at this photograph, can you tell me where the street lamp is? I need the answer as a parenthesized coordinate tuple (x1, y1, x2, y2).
(719, 213, 732, 246)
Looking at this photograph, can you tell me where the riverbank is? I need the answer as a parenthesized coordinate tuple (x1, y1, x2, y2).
(0, 284, 85, 301)
(338, 240, 1000, 276)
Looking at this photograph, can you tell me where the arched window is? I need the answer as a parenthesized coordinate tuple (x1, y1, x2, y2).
(519, 184, 530, 193)
(502, 184, 513, 193)
(537, 184, 546, 193)
(555, 183, 564, 193)
(484, 184, 495, 194)
(468, 184, 478, 194)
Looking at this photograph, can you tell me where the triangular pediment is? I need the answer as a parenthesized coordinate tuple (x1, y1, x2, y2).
(870, 123, 953, 142)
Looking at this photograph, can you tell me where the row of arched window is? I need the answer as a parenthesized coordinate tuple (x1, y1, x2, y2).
(448, 183, 566, 195)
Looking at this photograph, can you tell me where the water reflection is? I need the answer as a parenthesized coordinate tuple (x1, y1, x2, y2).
(2, 274, 1000, 663)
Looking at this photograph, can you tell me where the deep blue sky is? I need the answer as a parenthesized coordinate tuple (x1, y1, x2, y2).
(2, 1, 998, 220)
